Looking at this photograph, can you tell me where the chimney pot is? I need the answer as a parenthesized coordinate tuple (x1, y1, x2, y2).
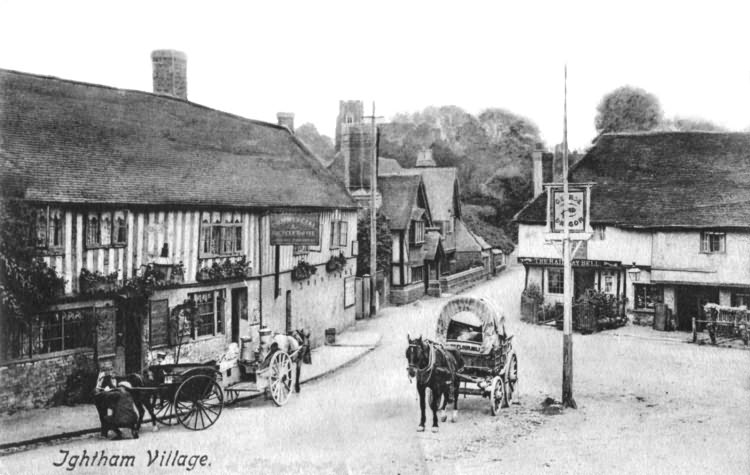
(151, 49, 187, 100)
(276, 112, 295, 132)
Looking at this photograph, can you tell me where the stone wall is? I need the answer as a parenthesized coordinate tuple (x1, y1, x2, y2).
(390, 282, 425, 306)
(0, 350, 96, 411)
(441, 266, 487, 294)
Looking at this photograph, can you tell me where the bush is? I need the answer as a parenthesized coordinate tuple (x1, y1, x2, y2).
(522, 283, 544, 305)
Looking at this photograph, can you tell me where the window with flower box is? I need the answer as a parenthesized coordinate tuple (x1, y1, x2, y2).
(189, 290, 225, 337)
(200, 212, 243, 257)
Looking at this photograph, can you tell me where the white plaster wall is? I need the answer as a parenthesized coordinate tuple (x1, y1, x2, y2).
(651, 231, 750, 285)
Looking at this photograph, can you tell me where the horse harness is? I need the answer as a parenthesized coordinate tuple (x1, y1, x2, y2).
(409, 340, 455, 385)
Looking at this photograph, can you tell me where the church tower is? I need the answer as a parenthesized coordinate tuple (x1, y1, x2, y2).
(334, 100, 377, 192)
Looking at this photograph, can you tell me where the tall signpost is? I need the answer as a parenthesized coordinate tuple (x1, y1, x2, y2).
(364, 102, 382, 316)
(561, 65, 575, 409)
(545, 66, 593, 409)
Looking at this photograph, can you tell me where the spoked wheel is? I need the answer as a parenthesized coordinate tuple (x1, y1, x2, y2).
(489, 376, 505, 416)
(174, 375, 224, 430)
(503, 354, 518, 408)
(224, 388, 239, 405)
(152, 393, 178, 426)
(268, 352, 293, 406)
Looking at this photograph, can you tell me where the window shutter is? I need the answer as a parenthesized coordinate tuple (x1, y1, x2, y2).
(700, 233, 708, 253)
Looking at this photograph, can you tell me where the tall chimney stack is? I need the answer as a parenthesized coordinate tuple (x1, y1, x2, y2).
(276, 112, 295, 132)
(151, 50, 187, 100)
(532, 142, 545, 197)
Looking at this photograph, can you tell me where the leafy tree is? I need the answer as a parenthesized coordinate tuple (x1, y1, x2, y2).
(0, 199, 65, 322)
(356, 211, 392, 278)
(595, 86, 663, 133)
(664, 116, 727, 132)
(295, 123, 335, 163)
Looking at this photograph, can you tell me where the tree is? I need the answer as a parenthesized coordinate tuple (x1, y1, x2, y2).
(595, 86, 663, 134)
(295, 123, 335, 163)
(664, 116, 727, 132)
(356, 211, 392, 278)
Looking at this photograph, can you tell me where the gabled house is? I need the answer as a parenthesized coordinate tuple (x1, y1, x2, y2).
(378, 174, 433, 304)
(0, 52, 359, 410)
(514, 132, 750, 329)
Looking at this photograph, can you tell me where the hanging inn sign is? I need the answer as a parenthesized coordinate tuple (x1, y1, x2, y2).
(270, 212, 320, 246)
(545, 183, 595, 237)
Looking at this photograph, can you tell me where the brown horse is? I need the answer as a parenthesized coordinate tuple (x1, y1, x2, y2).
(406, 335, 463, 432)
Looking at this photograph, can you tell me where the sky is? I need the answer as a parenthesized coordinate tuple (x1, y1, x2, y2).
(1, 0, 748, 150)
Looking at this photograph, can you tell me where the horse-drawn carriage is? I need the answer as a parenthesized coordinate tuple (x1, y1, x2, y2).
(435, 296, 518, 416)
(97, 328, 309, 436)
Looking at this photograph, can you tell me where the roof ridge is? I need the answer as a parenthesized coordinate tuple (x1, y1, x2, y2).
(0, 67, 287, 134)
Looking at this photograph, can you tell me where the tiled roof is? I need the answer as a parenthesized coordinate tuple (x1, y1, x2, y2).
(0, 69, 356, 209)
(423, 230, 443, 260)
(515, 132, 750, 229)
(380, 165, 460, 221)
(455, 219, 483, 252)
(378, 174, 425, 230)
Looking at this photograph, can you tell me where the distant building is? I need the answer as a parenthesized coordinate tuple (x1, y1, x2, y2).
(515, 132, 750, 328)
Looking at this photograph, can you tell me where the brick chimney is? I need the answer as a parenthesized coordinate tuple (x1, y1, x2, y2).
(532, 142, 545, 197)
(276, 112, 295, 132)
(151, 50, 187, 100)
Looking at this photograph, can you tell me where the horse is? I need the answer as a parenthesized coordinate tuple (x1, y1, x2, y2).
(95, 372, 160, 439)
(406, 335, 464, 433)
(268, 328, 312, 393)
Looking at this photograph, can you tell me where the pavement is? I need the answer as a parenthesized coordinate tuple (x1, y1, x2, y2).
(0, 324, 381, 452)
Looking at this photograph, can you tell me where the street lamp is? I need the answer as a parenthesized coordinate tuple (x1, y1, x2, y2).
(627, 263, 641, 282)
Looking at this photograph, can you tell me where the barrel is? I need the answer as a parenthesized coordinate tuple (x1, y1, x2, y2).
(325, 328, 336, 345)
(653, 303, 667, 331)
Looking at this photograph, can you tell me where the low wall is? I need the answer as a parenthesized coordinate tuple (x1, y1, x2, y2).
(441, 266, 487, 294)
(0, 349, 96, 411)
(390, 282, 425, 305)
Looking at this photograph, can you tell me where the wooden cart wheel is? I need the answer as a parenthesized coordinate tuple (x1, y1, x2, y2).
(268, 351, 293, 406)
(224, 388, 239, 405)
(174, 375, 224, 431)
(152, 393, 178, 426)
(489, 376, 505, 416)
(503, 354, 518, 408)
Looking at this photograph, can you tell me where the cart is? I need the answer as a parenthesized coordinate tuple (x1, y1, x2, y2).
(220, 342, 305, 407)
(435, 296, 518, 416)
(144, 362, 225, 431)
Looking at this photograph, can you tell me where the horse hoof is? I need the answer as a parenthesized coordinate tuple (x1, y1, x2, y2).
(431, 426, 439, 433)
(152, 425, 159, 432)
(417, 426, 425, 432)
(132, 431, 139, 439)
(440, 413, 447, 422)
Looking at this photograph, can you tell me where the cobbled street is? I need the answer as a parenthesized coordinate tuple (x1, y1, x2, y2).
(1, 262, 748, 475)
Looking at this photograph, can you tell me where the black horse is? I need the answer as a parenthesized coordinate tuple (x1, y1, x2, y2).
(95, 372, 160, 439)
(406, 335, 463, 433)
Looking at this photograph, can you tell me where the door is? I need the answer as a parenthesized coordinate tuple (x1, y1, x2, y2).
(676, 286, 719, 331)
(117, 306, 143, 374)
(574, 269, 595, 300)
(285, 290, 292, 334)
(231, 287, 248, 344)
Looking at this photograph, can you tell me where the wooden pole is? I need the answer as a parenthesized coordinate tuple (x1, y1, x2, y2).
(369, 102, 378, 316)
(562, 64, 577, 409)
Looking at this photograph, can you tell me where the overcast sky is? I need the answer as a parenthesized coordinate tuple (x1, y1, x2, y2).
(1, 0, 748, 150)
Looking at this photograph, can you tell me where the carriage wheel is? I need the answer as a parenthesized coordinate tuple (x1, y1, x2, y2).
(174, 375, 224, 430)
(152, 393, 178, 426)
(489, 376, 505, 416)
(224, 388, 239, 405)
(268, 352, 293, 406)
(503, 354, 518, 408)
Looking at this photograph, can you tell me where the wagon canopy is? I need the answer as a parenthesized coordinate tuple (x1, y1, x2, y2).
(435, 297, 506, 353)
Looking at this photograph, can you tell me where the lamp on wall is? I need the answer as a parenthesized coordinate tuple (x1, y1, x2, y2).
(627, 262, 641, 282)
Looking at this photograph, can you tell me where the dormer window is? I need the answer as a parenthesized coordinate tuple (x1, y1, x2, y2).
(410, 220, 425, 245)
